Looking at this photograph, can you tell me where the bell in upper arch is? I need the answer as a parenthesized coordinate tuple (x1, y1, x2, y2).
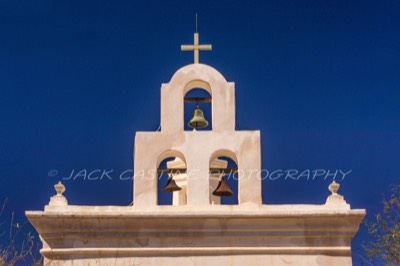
(188, 104, 209, 129)
(212, 176, 233, 197)
(162, 176, 182, 192)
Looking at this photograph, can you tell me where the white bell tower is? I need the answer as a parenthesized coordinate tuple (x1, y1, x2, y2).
(133, 61, 262, 208)
(26, 31, 365, 266)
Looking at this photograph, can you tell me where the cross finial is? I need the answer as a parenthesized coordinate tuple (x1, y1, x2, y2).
(181, 16, 212, 64)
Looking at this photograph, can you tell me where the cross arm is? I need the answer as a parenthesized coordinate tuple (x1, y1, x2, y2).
(198, 44, 212, 50)
(181, 45, 194, 51)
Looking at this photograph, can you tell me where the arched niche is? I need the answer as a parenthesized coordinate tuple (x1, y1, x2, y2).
(210, 149, 238, 165)
(209, 149, 239, 205)
(184, 86, 212, 131)
(157, 150, 186, 167)
(183, 80, 212, 95)
(161, 64, 235, 133)
(157, 150, 187, 206)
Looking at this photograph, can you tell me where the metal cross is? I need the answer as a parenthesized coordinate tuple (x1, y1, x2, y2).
(181, 33, 212, 64)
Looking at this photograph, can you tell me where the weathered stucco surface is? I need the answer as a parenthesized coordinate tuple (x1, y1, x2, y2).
(27, 206, 364, 265)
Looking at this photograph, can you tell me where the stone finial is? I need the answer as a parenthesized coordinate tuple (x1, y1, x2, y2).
(325, 180, 349, 207)
(328, 180, 340, 195)
(47, 181, 68, 208)
(54, 181, 66, 196)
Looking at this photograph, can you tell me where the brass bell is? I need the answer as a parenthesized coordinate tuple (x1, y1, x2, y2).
(188, 104, 209, 129)
(212, 176, 233, 197)
(162, 177, 182, 192)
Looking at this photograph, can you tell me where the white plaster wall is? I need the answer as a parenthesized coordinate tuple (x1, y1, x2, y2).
(133, 130, 261, 208)
(44, 254, 352, 266)
(27, 208, 364, 266)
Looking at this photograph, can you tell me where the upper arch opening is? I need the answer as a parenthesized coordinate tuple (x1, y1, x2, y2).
(184, 80, 212, 96)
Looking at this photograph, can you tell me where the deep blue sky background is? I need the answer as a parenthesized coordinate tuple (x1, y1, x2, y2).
(0, 0, 399, 264)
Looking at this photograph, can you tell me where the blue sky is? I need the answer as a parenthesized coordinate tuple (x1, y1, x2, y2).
(0, 0, 399, 263)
